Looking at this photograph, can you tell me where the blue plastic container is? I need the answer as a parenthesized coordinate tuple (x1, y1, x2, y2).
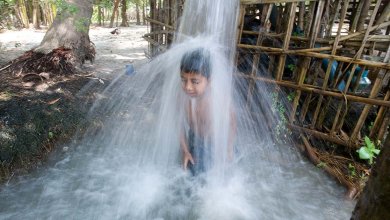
(321, 59, 370, 92)
(125, 64, 135, 75)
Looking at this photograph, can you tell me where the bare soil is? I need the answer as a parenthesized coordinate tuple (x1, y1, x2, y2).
(0, 25, 148, 181)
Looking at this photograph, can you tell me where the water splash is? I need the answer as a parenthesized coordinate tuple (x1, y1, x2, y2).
(0, 0, 355, 219)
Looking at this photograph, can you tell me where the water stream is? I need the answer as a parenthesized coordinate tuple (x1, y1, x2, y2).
(0, 0, 355, 219)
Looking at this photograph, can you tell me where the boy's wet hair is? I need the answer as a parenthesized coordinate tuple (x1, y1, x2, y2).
(180, 48, 211, 79)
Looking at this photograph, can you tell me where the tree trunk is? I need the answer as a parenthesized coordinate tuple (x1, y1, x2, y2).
(351, 133, 390, 219)
(32, 0, 40, 29)
(136, 1, 141, 25)
(142, 0, 146, 25)
(35, 0, 95, 65)
(120, 0, 129, 26)
(109, 0, 120, 28)
(96, 0, 102, 26)
(17, 0, 29, 28)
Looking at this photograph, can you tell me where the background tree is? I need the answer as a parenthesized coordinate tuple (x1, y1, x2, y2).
(32, 0, 41, 29)
(135, 0, 141, 25)
(35, 0, 95, 65)
(16, 0, 29, 28)
(109, 0, 120, 28)
(3, 0, 95, 75)
(120, 0, 129, 26)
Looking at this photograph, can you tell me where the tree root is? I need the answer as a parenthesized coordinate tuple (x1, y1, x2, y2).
(1, 47, 79, 76)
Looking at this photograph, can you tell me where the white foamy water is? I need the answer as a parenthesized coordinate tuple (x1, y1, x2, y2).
(0, 0, 355, 219)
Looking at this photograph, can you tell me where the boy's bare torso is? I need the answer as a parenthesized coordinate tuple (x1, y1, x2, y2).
(186, 96, 211, 139)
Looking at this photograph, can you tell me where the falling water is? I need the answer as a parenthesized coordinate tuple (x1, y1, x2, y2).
(0, 0, 355, 219)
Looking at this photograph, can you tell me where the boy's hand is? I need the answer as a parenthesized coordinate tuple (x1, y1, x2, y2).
(183, 151, 195, 170)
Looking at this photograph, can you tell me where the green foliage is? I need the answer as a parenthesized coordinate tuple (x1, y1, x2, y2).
(287, 64, 296, 72)
(75, 17, 90, 33)
(368, 121, 374, 131)
(0, 0, 15, 29)
(287, 92, 295, 102)
(357, 136, 380, 164)
(348, 163, 356, 177)
(48, 131, 54, 139)
(50, 0, 79, 19)
(316, 162, 326, 168)
(271, 92, 292, 144)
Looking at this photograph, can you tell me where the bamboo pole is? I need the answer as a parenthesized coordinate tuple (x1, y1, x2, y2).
(298, 2, 305, 31)
(145, 17, 174, 30)
(370, 89, 390, 139)
(236, 73, 390, 107)
(290, 0, 326, 123)
(294, 52, 390, 69)
(291, 124, 350, 147)
(238, 45, 341, 54)
(275, 2, 297, 81)
(241, 0, 316, 4)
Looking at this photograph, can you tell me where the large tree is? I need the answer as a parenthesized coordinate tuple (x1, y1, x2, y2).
(35, 0, 95, 66)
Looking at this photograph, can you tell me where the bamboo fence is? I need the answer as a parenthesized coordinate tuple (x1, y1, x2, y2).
(146, 0, 390, 148)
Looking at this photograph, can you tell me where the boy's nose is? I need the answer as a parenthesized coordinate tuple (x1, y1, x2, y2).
(185, 82, 193, 91)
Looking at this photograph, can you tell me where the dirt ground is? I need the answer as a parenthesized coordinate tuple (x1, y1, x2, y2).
(0, 25, 148, 180)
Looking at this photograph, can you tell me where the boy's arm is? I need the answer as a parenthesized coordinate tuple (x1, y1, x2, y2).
(180, 131, 194, 170)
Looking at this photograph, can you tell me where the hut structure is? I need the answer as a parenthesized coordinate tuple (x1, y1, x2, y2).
(144, 0, 390, 198)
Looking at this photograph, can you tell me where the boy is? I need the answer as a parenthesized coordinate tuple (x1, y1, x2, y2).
(179, 48, 236, 176)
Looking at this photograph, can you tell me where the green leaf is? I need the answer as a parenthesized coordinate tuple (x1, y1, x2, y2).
(372, 149, 380, 155)
(357, 147, 372, 160)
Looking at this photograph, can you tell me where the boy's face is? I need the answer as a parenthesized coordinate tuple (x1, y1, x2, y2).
(180, 71, 209, 98)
